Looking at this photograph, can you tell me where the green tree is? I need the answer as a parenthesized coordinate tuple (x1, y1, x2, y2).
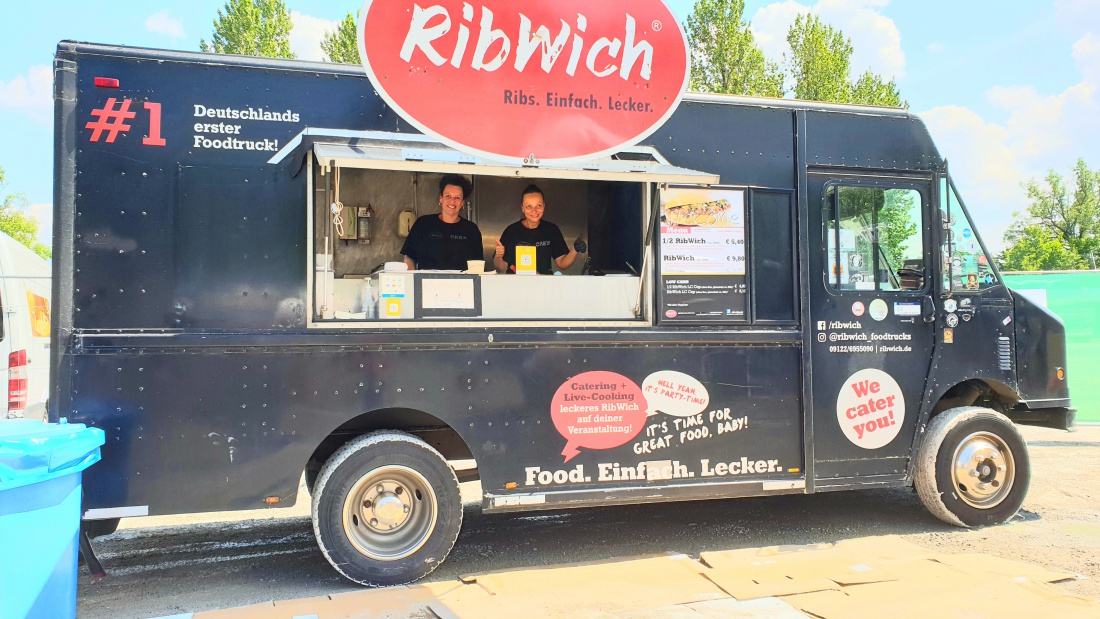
(322, 11, 359, 64)
(200, 0, 295, 59)
(786, 15, 851, 103)
(684, 0, 783, 97)
(0, 167, 50, 259)
(850, 70, 904, 107)
(1001, 159, 1099, 270)
(1000, 225, 1086, 271)
(785, 15, 906, 107)
(837, 187, 917, 269)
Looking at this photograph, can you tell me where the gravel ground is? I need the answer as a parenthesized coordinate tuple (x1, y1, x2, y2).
(77, 424, 1100, 619)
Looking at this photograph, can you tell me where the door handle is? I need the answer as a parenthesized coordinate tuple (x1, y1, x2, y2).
(922, 296, 936, 323)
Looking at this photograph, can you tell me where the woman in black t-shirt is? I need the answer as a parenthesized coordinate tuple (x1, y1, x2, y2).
(401, 175, 484, 271)
(494, 185, 586, 274)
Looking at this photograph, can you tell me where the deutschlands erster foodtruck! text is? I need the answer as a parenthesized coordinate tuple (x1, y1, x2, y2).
(191, 104, 301, 152)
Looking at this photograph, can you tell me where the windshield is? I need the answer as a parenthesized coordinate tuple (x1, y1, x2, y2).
(941, 178, 999, 292)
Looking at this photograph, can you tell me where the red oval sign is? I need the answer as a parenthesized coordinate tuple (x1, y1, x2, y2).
(357, 0, 689, 164)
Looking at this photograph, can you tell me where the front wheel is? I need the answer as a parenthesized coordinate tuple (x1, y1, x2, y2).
(915, 407, 1030, 527)
(312, 431, 462, 586)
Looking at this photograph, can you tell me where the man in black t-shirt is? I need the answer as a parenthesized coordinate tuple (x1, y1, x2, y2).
(401, 175, 484, 271)
(493, 184, 586, 275)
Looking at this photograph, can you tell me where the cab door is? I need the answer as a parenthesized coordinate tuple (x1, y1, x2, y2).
(806, 174, 937, 485)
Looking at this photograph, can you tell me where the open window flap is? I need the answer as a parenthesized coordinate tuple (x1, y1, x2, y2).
(270, 128, 721, 185)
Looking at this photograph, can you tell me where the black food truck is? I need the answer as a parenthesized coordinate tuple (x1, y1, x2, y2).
(53, 39, 1073, 586)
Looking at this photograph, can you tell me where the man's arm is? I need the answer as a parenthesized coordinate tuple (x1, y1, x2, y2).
(403, 256, 416, 270)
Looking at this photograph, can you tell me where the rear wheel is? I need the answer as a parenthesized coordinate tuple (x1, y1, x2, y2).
(311, 431, 462, 586)
(915, 407, 1030, 527)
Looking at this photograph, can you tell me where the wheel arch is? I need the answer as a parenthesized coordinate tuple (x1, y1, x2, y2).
(928, 378, 1019, 418)
(303, 408, 477, 492)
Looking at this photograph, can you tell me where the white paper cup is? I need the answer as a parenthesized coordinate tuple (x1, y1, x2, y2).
(466, 260, 485, 274)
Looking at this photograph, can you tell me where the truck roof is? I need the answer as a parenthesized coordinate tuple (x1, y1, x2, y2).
(57, 40, 919, 121)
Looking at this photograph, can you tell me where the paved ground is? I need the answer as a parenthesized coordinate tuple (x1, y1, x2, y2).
(77, 425, 1100, 619)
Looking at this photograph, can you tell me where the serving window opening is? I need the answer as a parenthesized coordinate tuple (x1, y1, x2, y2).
(271, 129, 721, 326)
(311, 166, 647, 323)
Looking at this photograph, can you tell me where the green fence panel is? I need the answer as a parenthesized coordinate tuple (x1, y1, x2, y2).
(1003, 272, 1100, 423)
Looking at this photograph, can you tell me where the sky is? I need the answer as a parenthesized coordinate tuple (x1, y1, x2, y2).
(2, 0, 1099, 252)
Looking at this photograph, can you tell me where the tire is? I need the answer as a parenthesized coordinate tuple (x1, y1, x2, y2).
(311, 431, 462, 586)
(304, 463, 320, 496)
(914, 407, 1030, 527)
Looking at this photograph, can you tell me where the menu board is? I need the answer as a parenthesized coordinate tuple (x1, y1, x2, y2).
(659, 187, 748, 322)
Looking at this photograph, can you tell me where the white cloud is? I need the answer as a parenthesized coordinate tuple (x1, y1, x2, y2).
(920, 31, 1100, 253)
(927, 43, 944, 54)
(750, 0, 905, 81)
(145, 10, 185, 40)
(290, 11, 337, 62)
(751, 1, 808, 61)
(920, 106, 1023, 252)
(0, 65, 52, 125)
(1072, 32, 1100, 85)
(27, 204, 52, 248)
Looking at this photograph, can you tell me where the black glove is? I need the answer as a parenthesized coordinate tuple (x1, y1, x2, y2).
(573, 236, 587, 253)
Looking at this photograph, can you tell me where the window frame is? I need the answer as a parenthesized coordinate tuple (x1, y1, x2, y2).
(305, 152, 662, 329)
(822, 179, 931, 295)
(941, 176, 1004, 295)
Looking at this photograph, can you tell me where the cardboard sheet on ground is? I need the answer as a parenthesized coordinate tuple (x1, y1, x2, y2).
(182, 536, 1095, 619)
(432, 554, 726, 619)
(785, 559, 1098, 619)
(702, 569, 840, 600)
(703, 554, 897, 587)
(620, 597, 807, 619)
(699, 536, 919, 589)
(932, 553, 1077, 583)
(189, 582, 463, 619)
(700, 535, 930, 570)
(830, 535, 935, 561)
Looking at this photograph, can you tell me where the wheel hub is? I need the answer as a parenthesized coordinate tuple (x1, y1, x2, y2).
(341, 465, 438, 561)
(364, 483, 411, 530)
(951, 432, 1014, 509)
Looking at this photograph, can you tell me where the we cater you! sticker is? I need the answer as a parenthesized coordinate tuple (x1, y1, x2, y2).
(836, 369, 905, 449)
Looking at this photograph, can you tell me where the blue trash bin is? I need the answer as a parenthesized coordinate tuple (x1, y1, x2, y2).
(0, 419, 105, 619)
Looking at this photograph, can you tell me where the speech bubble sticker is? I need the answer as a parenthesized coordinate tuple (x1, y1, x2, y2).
(551, 371, 647, 463)
(641, 371, 711, 417)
